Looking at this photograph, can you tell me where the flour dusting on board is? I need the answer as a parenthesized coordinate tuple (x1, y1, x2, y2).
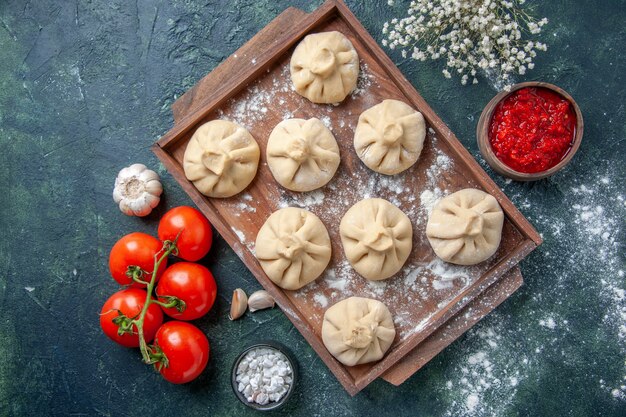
(285, 128, 490, 340)
(351, 62, 375, 98)
(218, 65, 292, 130)
(213, 59, 499, 354)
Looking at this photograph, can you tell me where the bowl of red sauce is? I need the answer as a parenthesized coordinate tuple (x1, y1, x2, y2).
(477, 82, 583, 181)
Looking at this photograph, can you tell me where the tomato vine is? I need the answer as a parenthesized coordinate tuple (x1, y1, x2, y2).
(129, 237, 181, 365)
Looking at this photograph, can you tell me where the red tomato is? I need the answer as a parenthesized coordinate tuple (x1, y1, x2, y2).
(158, 206, 212, 262)
(100, 288, 163, 348)
(109, 232, 167, 287)
(155, 262, 217, 321)
(153, 322, 209, 384)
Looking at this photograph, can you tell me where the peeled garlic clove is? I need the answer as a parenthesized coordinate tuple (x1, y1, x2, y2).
(229, 288, 248, 320)
(248, 290, 275, 312)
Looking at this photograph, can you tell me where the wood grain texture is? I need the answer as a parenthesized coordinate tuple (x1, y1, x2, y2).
(156, 0, 541, 395)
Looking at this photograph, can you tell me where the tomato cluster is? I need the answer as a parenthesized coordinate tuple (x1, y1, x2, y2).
(100, 206, 216, 384)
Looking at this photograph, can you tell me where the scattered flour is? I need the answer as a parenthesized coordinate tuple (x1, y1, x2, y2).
(351, 62, 375, 98)
(282, 126, 491, 341)
(289, 127, 495, 342)
(320, 115, 333, 130)
(420, 188, 444, 215)
(313, 293, 329, 308)
(282, 190, 325, 208)
(466, 393, 480, 412)
(324, 269, 349, 292)
(441, 321, 528, 416)
(223, 84, 270, 129)
(202, 50, 623, 414)
(207, 57, 603, 412)
(235, 202, 256, 213)
(539, 317, 557, 330)
(231, 227, 246, 243)
(446, 163, 626, 412)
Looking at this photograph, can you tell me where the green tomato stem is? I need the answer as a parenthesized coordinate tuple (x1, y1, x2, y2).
(153, 296, 187, 312)
(132, 239, 178, 364)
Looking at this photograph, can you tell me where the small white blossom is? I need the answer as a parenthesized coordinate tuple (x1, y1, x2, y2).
(381, 0, 548, 89)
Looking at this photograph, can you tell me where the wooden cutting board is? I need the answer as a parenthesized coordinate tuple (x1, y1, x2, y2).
(155, 0, 540, 395)
(169, 5, 526, 388)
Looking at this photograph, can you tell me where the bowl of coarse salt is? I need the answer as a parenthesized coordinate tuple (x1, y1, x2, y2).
(231, 340, 298, 411)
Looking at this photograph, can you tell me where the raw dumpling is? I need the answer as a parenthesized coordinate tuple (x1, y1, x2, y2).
(321, 297, 396, 366)
(183, 120, 260, 198)
(340, 198, 412, 280)
(255, 207, 331, 290)
(354, 99, 426, 175)
(426, 188, 504, 265)
(290, 31, 359, 104)
(266, 118, 341, 192)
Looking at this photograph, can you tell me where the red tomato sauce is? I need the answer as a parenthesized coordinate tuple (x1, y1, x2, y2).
(489, 87, 576, 173)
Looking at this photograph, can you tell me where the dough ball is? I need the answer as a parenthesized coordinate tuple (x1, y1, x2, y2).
(255, 207, 331, 290)
(321, 296, 396, 366)
(183, 120, 260, 198)
(426, 188, 504, 265)
(340, 198, 412, 280)
(290, 31, 359, 104)
(266, 118, 341, 192)
(354, 99, 426, 175)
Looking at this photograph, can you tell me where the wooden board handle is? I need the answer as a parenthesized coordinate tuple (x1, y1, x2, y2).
(172, 6, 308, 121)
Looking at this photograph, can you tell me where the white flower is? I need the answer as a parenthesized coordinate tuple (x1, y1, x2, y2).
(381, 0, 548, 89)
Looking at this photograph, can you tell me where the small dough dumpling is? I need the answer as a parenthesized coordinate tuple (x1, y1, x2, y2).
(340, 198, 412, 281)
(183, 120, 260, 198)
(354, 99, 426, 175)
(426, 188, 504, 265)
(266, 118, 341, 192)
(321, 296, 396, 366)
(290, 31, 359, 104)
(255, 207, 331, 290)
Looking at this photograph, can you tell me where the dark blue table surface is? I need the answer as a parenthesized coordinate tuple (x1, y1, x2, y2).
(0, 1, 624, 416)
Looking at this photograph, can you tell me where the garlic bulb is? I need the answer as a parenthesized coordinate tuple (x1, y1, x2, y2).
(113, 163, 163, 217)
(248, 290, 275, 312)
